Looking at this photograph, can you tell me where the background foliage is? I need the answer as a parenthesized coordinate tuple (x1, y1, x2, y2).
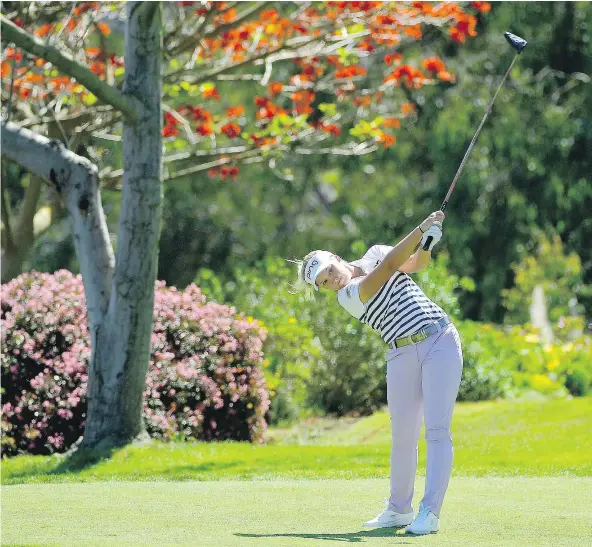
(2, 2, 591, 446)
(5, 3, 590, 326)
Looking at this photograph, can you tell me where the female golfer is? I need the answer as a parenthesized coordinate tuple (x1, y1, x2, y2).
(291, 211, 463, 535)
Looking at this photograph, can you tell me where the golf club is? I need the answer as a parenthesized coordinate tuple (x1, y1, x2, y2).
(423, 31, 528, 251)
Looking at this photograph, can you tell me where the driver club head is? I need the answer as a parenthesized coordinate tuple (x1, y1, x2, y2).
(504, 32, 528, 54)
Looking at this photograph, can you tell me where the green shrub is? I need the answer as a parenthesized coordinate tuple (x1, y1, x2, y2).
(456, 320, 514, 401)
(197, 257, 387, 418)
(564, 367, 591, 397)
(456, 319, 592, 400)
(196, 258, 320, 423)
(414, 252, 475, 320)
(304, 293, 386, 416)
(502, 232, 590, 327)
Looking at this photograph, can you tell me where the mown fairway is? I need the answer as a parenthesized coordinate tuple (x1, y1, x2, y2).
(2, 398, 592, 546)
(3, 477, 592, 546)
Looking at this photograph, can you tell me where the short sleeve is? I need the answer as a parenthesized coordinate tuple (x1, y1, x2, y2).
(337, 278, 366, 319)
(365, 245, 393, 262)
(351, 244, 394, 274)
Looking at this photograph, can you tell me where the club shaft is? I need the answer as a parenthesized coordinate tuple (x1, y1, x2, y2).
(423, 53, 519, 251)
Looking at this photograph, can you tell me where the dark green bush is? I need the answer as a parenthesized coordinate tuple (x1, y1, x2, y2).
(564, 367, 591, 397)
(305, 296, 386, 416)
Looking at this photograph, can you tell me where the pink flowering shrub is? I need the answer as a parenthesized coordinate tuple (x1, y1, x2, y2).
(1, 271, 269, 457)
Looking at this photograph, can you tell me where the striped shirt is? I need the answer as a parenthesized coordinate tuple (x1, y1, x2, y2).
(337, 245, 446, 344)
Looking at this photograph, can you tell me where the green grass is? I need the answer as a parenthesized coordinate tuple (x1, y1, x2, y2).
(3, 397, 591, 485)
(3, 477, 592, 546)
(2, 398, 591, 546)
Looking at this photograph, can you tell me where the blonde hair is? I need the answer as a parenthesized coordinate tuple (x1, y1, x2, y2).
(285, 250, 319, 302)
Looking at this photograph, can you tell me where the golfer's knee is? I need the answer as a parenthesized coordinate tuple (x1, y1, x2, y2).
(425, 427, 451, 443)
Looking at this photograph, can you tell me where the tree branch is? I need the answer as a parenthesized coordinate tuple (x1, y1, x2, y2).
(1, 122, 93, 183)
(18, 105, 115, 129)
(0, 17, 138, 122)
(203, 1, 272, 40)
(168, 1, 269, 57)
(164, 145, 249, 164)
(165, 35, 325, 85)
(293, 141, 378, 156)
(1, 121, 114, 324)
(164, 148, 263, 183)
(100, 136, 379, 189)
(167, 3, 217, 56)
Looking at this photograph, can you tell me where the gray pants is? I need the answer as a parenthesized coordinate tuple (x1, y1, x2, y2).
(386, 322, 463, 517)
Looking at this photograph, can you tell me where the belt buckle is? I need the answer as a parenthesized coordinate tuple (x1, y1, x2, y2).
(394, 336, 409, 349)
(412, 331, 428, 344)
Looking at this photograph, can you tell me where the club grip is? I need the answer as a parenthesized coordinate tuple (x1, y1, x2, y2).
(422, 236, 433, 251)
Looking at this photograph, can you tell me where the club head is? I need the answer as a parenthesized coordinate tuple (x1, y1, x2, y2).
(504, 32, 528, 54)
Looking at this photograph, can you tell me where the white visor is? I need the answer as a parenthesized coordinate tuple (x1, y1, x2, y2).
(304, 251, 336, 291)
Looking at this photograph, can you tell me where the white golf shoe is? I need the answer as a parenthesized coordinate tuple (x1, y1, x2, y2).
(363, 501, 414, 528)
(405, 503, 440, 535)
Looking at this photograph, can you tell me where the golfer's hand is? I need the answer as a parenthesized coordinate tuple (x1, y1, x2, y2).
(421, 224, 442, 251)
(420, 211, 445, 232)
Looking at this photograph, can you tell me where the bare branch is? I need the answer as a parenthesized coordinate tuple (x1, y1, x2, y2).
(168, 1, 270, 57)
(164, 148, 263, 183)
(162, 103, 198, 145)
(1, 121, 114, 324)
(101, 136, 379, 189)
(166, 3, 217, 56)
(3, 52, 18, 123)
(294, 141, 378, 156)
(164, 145, 249, 164)
(18, 105, 115, 128)
(0, 17, 138, 122)
(16, 174, 43, 242)
(1, 121, 96, 183)
(164, 44, 279, 84)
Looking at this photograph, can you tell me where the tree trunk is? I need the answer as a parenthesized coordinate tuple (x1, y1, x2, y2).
(1, 175, 43, 283)
(80, 1, 162, 451)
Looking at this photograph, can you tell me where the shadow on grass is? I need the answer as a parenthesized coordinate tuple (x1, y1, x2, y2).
(4, 445, 119, 483)
(147, 461, 244, 479)
(236, 528, 418, 543)
(4, 453, 245, 484)
(52, 445, 117, 474)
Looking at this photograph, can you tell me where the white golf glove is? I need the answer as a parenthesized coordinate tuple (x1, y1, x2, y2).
(421, 223, 442, 251)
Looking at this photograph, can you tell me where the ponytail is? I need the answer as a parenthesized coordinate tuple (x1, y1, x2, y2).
(285, 252, 318, 302)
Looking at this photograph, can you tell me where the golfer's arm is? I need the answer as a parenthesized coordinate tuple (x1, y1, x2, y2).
(359, 227, 423, 302)
(399, 247, 431, 273)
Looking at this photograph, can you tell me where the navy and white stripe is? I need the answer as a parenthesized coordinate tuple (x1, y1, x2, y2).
(360, 271, 445, 344)
(337, 245, 446, 343)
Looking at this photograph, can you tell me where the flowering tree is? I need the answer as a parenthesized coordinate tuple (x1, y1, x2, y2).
(0, 1, 486, 453)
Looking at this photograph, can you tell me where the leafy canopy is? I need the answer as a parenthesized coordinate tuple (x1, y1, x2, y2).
(1, 1, 488, 182)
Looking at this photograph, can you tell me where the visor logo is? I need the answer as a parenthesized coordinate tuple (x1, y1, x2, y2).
(306, 259, 319, 281)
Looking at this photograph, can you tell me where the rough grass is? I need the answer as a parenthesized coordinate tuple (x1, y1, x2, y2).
(3, 477, 592, 546)
(3, 397, 591, 485)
